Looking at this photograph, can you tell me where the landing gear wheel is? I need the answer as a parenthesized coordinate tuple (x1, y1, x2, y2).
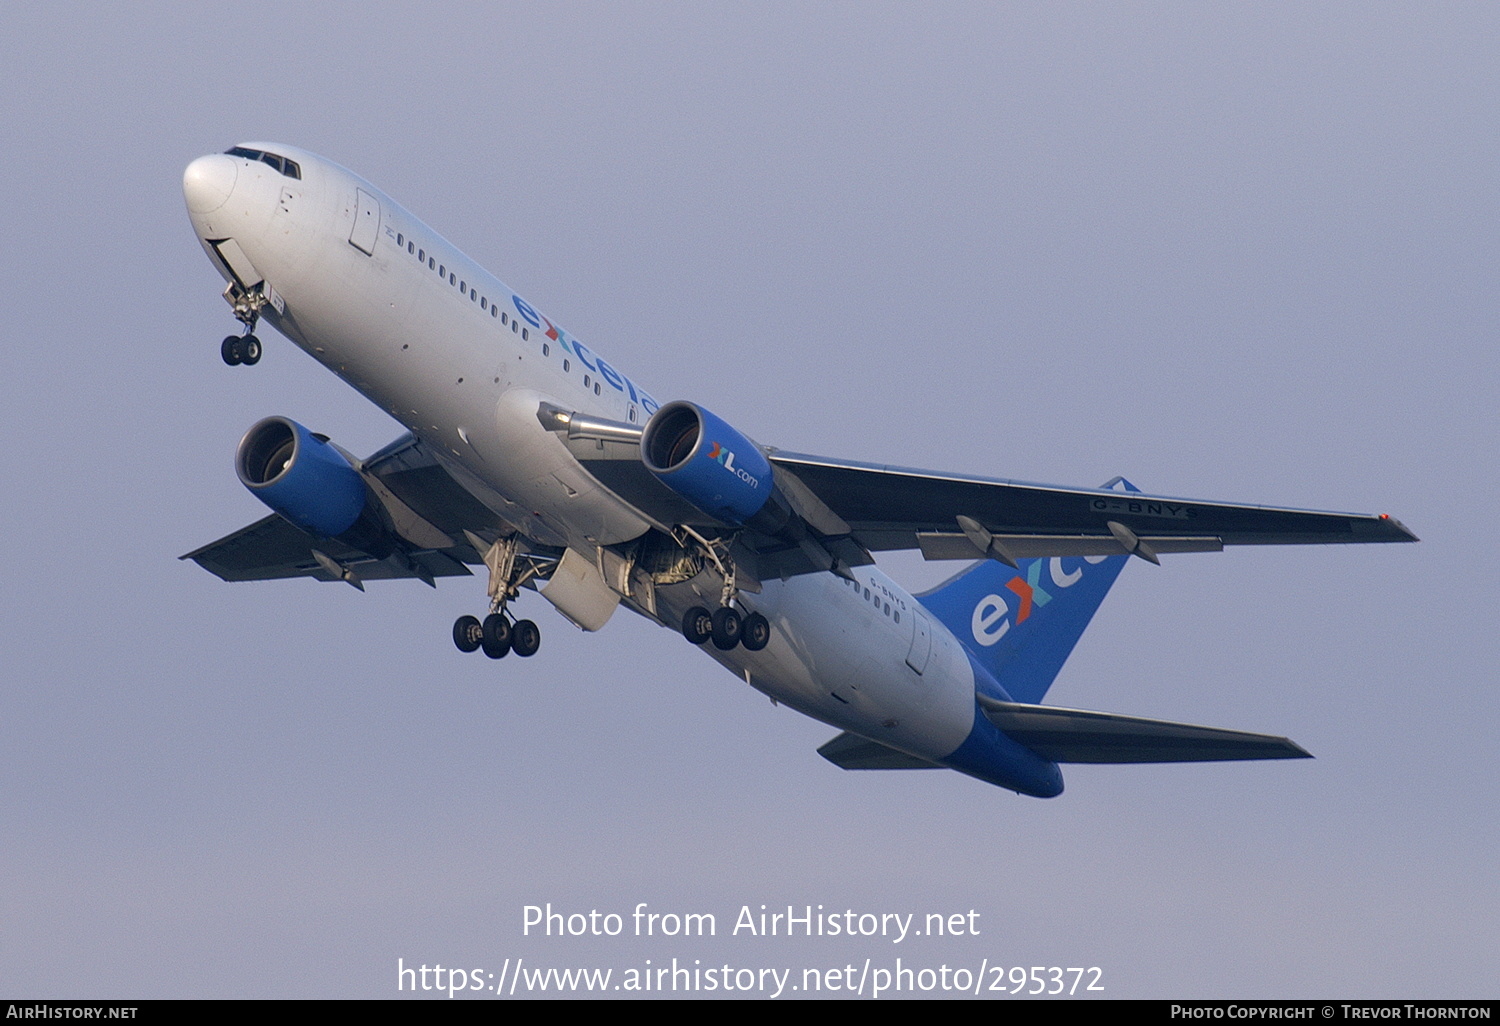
(741, 612, 771, 652)
(221, 335, 242, 365)
(452, 614, 483, 653)
(682, 606, 713, 645)
(481, 613, 511, 659)
(711, 607, 743, 650)
(511, 619, 541, 657)
(240, 334, 262, 365)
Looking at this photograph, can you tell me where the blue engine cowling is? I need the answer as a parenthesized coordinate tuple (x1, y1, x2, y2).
(236, 416, 369, 538)
(640, 401, 782, 526)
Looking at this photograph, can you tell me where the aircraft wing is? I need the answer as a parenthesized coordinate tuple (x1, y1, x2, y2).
(181, 513, 472, 586)
(557, 408, 1415, 581)
(182, 432, 485, 586)
(763, 450, 1418, 561)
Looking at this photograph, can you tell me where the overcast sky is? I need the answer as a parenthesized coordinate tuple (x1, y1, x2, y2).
(2, 1, 1495, 999)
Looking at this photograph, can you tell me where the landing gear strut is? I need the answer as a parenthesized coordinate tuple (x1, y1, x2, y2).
(451, 533, 549, 661)
(673, 525, 771, 653)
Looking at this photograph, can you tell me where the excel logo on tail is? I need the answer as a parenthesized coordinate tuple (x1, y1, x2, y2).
(707, 442, 760, 488)
(971, 556, 1107, 647)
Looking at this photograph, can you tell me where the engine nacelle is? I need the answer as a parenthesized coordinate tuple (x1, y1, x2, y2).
(641, 401, 784, 526)
(236, 416, 369, 538)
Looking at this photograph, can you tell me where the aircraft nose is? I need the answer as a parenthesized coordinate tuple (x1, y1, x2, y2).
(183, 154, 237, 215)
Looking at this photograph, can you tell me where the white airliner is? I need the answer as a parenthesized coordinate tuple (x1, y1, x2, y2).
(182, 143, 1417, 797)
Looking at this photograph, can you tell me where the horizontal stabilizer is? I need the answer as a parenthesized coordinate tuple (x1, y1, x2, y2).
(818, 732, 944, 770)
(976, 694, 1311, 763)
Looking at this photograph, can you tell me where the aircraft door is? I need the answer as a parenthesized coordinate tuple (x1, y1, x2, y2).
(349, 188, 380, 255)
(906, 611, 932, 675)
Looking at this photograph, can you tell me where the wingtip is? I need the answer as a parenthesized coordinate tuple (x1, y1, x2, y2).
(1356, 513, 1418, 543)
(1378, 514, 1420, 542)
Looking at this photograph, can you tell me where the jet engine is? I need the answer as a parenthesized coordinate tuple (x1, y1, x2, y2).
(236, 416, 377, 543)
(640, 401, 792, 530)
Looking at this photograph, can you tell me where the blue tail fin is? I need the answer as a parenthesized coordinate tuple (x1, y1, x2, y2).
(918, 552, 1126, 703)
(917, 480, 1138, 704)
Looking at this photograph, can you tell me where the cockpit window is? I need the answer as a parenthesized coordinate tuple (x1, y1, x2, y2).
(224, 146, 302, 180)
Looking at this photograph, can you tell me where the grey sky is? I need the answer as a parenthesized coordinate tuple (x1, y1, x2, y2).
(2, 2, 1494, 998)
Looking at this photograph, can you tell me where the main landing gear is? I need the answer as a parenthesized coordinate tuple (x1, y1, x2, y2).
(671, 525, 771, 653)
(452, 612, 541, 659)
(681, 604, 770, 652)
(451, 533, 548, 661)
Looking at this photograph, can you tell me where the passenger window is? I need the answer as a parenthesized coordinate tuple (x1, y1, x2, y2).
(594, 382, 601, 395)
(522, 329, 528, 340)
(563, 359, 570, 372)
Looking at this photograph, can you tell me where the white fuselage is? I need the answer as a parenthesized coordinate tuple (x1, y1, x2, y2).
(184, 143, 985, 771)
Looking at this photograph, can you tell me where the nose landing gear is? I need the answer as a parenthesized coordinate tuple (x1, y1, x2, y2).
(217, 281, 270, 366)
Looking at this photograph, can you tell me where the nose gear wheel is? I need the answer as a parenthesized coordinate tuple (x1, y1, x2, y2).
(221, 334, 261, 366)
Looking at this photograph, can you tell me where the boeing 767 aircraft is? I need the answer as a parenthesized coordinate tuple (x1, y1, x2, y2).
(182, 142, 1416, 797)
